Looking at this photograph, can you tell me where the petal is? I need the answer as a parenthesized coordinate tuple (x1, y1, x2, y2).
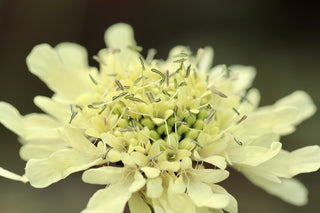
(19, 144, 64, 160)
(245, 174, 308, 206)
(274, 90, 316, 124)
(227, 142, 282, 166)
(203, 155, 227, 169)
(82, 166, 125, 185)
(59, 126, 99, 155)
(169, 175, 186, 194)
(0, 167, 28, 183)
(82, 182, 132, 213)
(128, 193, 152, 213)
(55, 42, 88, 69)
(104, 23, 136, 49)
(129, 171, 146, 193)
(229, 65, 256, 93)
(198, 46, 214, 72)
(0, 102, 23, 136)
(193, 169, 229, 184)
(187, 181, 230, 209)
(243, 106, 299, 135)
(257, 145, 320, 178)
(23, 113, 61, 142)
(147, 177, 163, 198)
(211, 184, 238, 213)
(140, 167, 160, 178)
(34, 96, 69, 122)
(26, 44, 93, 100)
(26, 149, 101, 188)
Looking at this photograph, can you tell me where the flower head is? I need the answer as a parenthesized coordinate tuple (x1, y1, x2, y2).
(0, 23, 319, 213)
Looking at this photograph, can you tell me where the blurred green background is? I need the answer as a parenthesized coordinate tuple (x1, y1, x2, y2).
(0, 0, 319, 212)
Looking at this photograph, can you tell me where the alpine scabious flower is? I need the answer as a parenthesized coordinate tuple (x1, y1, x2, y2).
(0, 23, 319, 213)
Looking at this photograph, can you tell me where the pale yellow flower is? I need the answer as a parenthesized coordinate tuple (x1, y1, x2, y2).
(0, 23, 319, 213)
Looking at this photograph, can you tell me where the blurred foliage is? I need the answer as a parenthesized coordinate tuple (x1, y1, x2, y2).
(0, 0, 319, 212)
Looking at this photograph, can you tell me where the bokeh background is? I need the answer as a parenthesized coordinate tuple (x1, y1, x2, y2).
(0, 0, 319, 212)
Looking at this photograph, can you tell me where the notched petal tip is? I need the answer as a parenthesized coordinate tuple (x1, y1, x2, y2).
(104, 23, 136, 49)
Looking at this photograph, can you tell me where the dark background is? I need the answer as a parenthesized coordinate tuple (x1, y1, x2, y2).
(0, 0, 319, 212)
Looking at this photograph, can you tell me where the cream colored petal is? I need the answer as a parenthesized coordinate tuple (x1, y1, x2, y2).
(227, 142, 282, 166)
(147, 177, 163, 198)
(238, 88, 260, 113)
(140, 167, 160, 178)
(19, 144, 64, 160)
(258, 145, 320, 178)
(203, 155, 227, 169)
(210, 184, 238, 213)
(26, 149, 101, 188)
(59, 126, 99, 154)
(55, 42, 88, 69)
(0, 167, 28, 183)
(193, 169, 229, 184)
(274, 90, 316, 124)
(82, 182, 132, 213)
(100, 132, 123, 150)
(187, 181, 229, 209)
(129, 171, 146, 193)
(243, 106, 298, 135)
(130, 151, 149, 167)
(26, 44, 92, 100)
(229, 65, 256, 93)
(158, 160, 181, 172)
(23, 113, 61, 142)
(82, 166, 125, 185)
(167, 190, 197, 213)
(245, 174, 308, 206)
(0, 102, 23, 136)
(169, 175, 186, 194)
(198, 46, 214, 72)
(105, 23, 136, 49)
(34, 96, 69, 122)
(128, 193, 152, 213)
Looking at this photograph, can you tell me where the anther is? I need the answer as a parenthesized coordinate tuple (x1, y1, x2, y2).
(235, 115, 247, 125)
(112, 92, 128, 101)
(205, 109, 216, 124)
(149, 151, 164, 160)
(232, 107, 240, 116)
(139, 56, 145, 70)
(89, 73, 98, 85)
(233, 137, 243, 146)
(211, 89, 228, 98)
(69, 105, 78, 124)
(115, 79, 125, 90)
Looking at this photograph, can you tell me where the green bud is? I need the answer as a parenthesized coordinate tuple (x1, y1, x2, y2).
(118, 119, 129, 128)
(167, 116, 175, 127)
(186, 116, 196, 126)
(150, 130, 160, 140)
(141, 118, 155, 130)
(193, 120, 204, 130)
(186, 129, 199, 139)
(178, 125, 189, 135)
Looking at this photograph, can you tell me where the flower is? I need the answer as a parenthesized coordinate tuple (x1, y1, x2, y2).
(0, 23, 319, 213)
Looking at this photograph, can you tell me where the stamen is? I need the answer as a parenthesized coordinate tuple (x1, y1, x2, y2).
(139, 56, 145, 70)
(125, 95, 146, 103)
(178, 82, 187, 87)
(151, 68, 165, 79)
(191, 139, 203, 148)
(211, 89, 228, 98)
(69, 105, 78, 124)
(175, 120, 187, 125)
(233, 137, 243, 146)
(146, 91, 160, 103)
(102, 147, 111, 159)
(119, 126, 135, 132)
(173, 58, 187, 63)
(98, 104, 107, 114)
(112, 92, 128, 101)
(88, 105, 99, 109)
(236, 115, 247, 125)
(205, 109, 216, 124)
(185, 64, 191, 78)
(149, 151, 164, 160)
(89, 73, 98, 85)
(165, 70, 169, 86)
(115, 79, 125, 90)
(162, 90, 171, 97)
(232, 107, 240, 116)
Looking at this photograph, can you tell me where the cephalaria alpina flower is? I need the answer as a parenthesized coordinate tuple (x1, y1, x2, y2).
(1, 23, 319, 213)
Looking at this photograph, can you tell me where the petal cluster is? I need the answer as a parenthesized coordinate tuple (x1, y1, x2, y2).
(0, 23, 319, 213)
